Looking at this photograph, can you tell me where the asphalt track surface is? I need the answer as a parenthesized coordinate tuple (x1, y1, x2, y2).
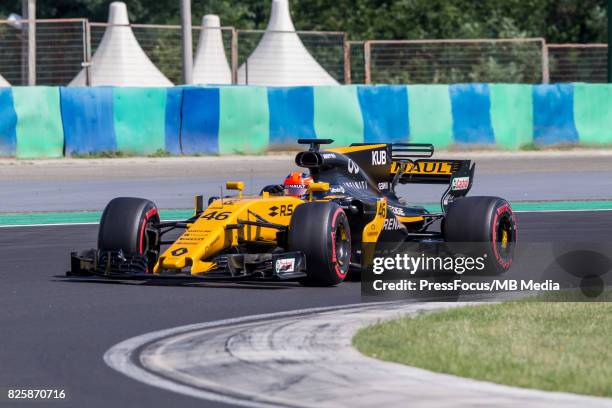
(3, 151, 612, 212)
(0, 210, 610, 407)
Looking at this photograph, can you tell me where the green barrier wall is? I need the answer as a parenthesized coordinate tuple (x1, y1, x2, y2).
(489, 84, 533, 149)
(313, 85, 364, 147)
(408, 84, 454, 147)
(12, 87, 64, 158)
(3, 84, 612, 158)
(218, 87, 269, 154)
(113, 88, 167, 154)
(573, 84, 612, 145)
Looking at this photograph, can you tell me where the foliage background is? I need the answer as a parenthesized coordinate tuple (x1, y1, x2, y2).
(0, 0, 608, 42)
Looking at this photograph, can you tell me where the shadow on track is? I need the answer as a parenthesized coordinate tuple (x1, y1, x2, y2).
(53, 276, 298, 290)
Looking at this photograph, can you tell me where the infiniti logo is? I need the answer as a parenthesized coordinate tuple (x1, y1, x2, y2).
(347, 159, 359, 174)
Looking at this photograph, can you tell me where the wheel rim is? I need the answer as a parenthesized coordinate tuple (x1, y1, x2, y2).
(334, 222, 350, 268)
(496, 213, 514, 262)
(141, 216, 160, 272)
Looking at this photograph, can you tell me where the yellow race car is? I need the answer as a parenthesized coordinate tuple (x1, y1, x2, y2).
(69, 139, 517, 286)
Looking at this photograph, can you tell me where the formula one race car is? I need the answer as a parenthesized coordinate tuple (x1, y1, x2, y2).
(69, 139, 517, 286)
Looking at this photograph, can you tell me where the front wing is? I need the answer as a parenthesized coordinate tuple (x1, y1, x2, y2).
(68, 249, 307, 282)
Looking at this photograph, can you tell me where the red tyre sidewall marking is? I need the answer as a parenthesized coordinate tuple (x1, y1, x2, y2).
(139, 208, 159, 274)
(330, 208, 349, 279)
(491, 203, 513, 270)
(139, 208, 159, 273)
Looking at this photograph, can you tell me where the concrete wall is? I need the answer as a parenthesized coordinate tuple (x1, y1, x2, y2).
(0, 84, 610, 158)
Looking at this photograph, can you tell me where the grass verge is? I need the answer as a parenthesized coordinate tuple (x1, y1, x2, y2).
(353, 301, 612, 397)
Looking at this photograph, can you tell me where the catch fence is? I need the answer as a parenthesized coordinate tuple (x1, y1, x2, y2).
(0, 19, 87, 86)
(0, 19, 608, 85)
(362, 38, 548, 84)
(546, 44, 608, 83)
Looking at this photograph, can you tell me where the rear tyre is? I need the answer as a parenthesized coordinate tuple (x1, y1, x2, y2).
(289, 202, 351, 286)
(444, 196, 516, 275)
(98, 197, 160, 272)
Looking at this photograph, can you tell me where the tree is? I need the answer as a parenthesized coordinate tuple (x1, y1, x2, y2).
(0, 0, 606, 42)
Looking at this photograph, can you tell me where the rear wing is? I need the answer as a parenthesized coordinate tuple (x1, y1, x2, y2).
(390, 159, 470, 184)
(323, 141, 475, 195)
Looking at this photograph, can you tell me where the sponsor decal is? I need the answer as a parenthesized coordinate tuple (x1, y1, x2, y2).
(388, 205, 406, 216)
(343, 181, 367, 190)
(392, 160, 453, 175)
(171, 247, 188, 256)
(378, 182, 389, 190)
(377, 201, 387, 218)
(201, 211, 230, 221)
(383, 217, 403, 230)
(322, 153, 336, 159)
(275, 258, 295, 273)
(330, 185, 346, 194)
(347, 159, 359, 174)
(451, 176, 470, 191)
(371, 150, 387, 165)
(268, 204, 294, 217)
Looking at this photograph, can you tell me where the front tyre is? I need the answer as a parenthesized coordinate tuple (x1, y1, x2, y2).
(98, 197, 160, 272)
(444, 196, 516, 274)
(289, 202, 351, 286)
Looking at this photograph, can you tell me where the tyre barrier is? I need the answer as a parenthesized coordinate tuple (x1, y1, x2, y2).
(0, 83, 610, 158)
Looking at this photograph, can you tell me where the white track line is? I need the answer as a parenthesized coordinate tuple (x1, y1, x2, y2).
(1, 208, 611, 228)
(104, 302, 612, 408)
(104, 303, 383, 408)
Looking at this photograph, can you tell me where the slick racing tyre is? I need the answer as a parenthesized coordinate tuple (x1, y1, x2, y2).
(444, 196, 516, 275)
(289, 202, 351, 286)
(98, 197, 161, 272)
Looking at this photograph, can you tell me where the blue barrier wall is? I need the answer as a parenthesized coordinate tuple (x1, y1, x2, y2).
(450, 84, 495, 145)
(61, 87, 116, 155)
(1, 84, 611, 158)
(532, 84, 579, 145)
(0, 88, 17, 156)
(358, 85, 409, 143)
(180, 87, 220, 155)
(268, 86, 316, 145)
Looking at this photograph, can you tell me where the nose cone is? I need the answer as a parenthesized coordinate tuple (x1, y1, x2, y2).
(161, 256, 188, 270)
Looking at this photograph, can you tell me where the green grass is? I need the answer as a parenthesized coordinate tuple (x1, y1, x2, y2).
(70, 150, 133, 159)
(519, 142, 542, 151)
(353, 302, 612, 397)
(147, 149, 172, 158)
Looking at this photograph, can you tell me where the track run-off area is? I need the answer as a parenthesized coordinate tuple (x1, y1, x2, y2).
(105, 302, 611, 408)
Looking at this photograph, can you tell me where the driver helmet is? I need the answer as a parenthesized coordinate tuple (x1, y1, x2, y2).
(283, 172, 313, 198)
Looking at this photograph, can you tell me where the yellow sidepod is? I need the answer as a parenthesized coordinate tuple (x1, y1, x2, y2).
(155, 195, 304, 275)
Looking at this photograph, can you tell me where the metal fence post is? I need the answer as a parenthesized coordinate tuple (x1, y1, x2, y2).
(364, 41, 371, 85)
(24, 0, 36, 85)
(343, 33, 351, 84)
(608, 0, 612, 82)
(180, 0, 193, 85)
(231, 27, 238, 84)
(83, 19, 92, 86)
(541, 40, 550, 84)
